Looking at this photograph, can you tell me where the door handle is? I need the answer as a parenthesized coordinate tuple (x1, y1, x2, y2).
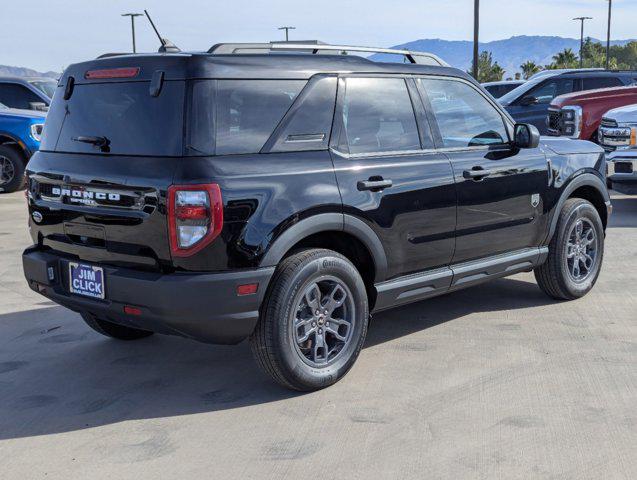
(357, 177, 393, 192)
(463, 167, 492, 180)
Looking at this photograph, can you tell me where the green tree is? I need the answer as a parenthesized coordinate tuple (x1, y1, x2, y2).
(580, 38, 611, 68)
(468, 51, 505, 83)
(610, 41, 637, 69)
(550, 48, 579, 69)
(520, 61, 542, 79)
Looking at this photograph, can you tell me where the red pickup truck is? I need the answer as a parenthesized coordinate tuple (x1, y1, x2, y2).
(547, 86, 637, 141)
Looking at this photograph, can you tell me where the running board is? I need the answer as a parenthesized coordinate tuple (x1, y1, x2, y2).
(373, 247, 548, 312)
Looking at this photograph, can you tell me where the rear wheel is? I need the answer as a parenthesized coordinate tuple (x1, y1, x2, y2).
(0, 145, 25, 194)
(81, 313, 154, 340)
(534, 198, 604, 300)
(250, 249, 369, 391)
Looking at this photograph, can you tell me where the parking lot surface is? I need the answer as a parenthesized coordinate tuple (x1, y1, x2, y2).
(0, 191, 635, 479)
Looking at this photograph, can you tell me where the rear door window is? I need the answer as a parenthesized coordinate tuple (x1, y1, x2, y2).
(0, 83, 43, 109)
(418, 78, 509, 148)
(188, 80, 306, 156)
(338, 77, 422, 155)
(582, 77, 623, 90)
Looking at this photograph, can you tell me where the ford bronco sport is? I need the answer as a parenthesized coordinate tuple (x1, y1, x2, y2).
(23, 43, 611, 390)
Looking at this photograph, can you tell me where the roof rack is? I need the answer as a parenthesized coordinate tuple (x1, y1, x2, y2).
(207, 41, 449, 67)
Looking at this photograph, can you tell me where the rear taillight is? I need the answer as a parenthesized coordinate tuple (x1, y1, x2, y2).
(167, 184, 223, 257)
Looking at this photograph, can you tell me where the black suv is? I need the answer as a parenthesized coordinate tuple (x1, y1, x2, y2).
(499, 69, 637, 134)
(23, 43, 611, 390)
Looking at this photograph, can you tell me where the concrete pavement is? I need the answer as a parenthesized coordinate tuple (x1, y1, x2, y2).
(0, 191, 635, 479)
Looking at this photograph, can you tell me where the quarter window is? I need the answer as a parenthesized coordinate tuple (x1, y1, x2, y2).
(188, 80, 306, 156)
(419, 78, 509, 148)
(339, 77, 422, 155)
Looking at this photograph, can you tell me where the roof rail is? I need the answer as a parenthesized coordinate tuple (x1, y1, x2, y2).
(207, 42, 449, 67)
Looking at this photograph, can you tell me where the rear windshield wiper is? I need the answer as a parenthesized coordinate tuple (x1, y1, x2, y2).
(72, 136, 110, 148)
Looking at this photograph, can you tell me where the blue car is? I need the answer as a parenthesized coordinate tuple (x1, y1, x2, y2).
(0, 76, 57, 111)
(0, 103, 45, 193)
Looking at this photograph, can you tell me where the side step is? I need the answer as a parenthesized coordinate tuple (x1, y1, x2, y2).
(373, 247, 548, 312)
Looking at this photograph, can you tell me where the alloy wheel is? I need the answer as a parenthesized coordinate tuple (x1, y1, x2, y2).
(0, 155, 15, 185)
(565, 217, 598, 283)
(292, 277, 355, 367)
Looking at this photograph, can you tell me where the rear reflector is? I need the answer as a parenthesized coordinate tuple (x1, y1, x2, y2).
(124, 306, 142, 316)
(237, 283, 259, 296)
(85, 67, 140, 79)
(175, 205, 208, 220)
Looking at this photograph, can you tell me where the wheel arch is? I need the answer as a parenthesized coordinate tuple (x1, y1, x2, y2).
(0, 132, 30, 161)
(259, 213, 388, 305)
(547, 173, 610, 242)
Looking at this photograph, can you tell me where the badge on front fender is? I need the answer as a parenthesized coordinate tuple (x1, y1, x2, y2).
(531, 194, 540, 208)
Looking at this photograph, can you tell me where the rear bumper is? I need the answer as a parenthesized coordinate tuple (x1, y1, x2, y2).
(22, 247, 274, 344)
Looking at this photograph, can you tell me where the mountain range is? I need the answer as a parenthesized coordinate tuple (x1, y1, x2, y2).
(0, 64, 59, 79)
(387, 35, 636, 77)
(3, 35, 636, 80)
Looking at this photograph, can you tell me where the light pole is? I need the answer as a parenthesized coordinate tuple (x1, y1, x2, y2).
(606, 0, 613, 69)
(278, 26, 296, 42)
(122, 13, 143, 53)
(472, 0, 480, 80)
(573, 16, 592, 68)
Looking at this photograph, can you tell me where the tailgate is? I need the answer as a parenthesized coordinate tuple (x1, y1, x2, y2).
(27, 151, 177, 271)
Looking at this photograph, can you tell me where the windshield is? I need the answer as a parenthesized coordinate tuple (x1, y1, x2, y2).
(29, 80, 58, 99)
(498, 77, 547, 105)
(42, 80, 185, 156)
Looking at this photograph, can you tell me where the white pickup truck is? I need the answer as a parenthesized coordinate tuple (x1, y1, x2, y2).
(599, 104, 637, 194)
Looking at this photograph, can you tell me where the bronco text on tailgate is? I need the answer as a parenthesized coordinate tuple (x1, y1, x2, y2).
(23, 43, 611, 391)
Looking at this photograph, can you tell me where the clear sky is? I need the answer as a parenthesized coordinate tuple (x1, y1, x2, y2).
(2, 0, 636, 72)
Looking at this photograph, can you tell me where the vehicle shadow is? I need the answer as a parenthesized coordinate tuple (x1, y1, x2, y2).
(608, 195, 637, 228)
(0, 276, 555, 441)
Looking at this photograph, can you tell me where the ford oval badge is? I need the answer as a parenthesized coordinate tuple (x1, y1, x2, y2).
(32, 211, 43, 223)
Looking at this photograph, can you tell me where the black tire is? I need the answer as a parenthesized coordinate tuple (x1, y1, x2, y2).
(534, 198, 604, 300)
(0, 145, 26, 194)
(250, 249, 369, 391)
(81, 313, 154, 340)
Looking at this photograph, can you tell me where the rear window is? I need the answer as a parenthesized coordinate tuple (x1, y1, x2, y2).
(41, 81, 185, 156)
(188, 80, 306, 156)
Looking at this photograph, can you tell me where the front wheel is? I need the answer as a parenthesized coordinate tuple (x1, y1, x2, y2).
(250, 249, 369, 391)
(0, 145, 26, 194)
(534, 198, 604, 300)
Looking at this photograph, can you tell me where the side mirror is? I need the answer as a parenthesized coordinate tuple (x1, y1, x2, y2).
(519, 95, 538, 106)
(29, 102, 48, 112)
(514, 123, 540, 149)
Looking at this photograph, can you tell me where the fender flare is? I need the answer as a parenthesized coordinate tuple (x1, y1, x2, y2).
(0, 131, 31, 159)
(546, 173, 610, 242)
(259, 213, 388, 282)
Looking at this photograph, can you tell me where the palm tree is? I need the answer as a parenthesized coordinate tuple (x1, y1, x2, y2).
(489, 63, 505, 82)
(552, 48, 578, 69)
(520, 61, 541, 80)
